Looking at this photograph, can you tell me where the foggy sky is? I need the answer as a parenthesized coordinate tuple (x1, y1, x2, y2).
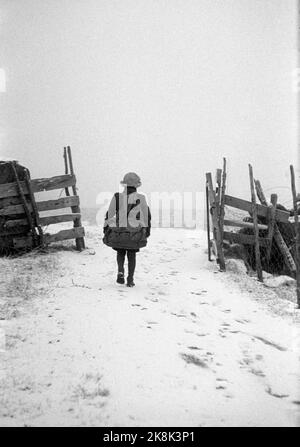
(0, 0, 298, 207)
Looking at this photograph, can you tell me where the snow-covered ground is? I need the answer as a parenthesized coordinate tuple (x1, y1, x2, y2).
(0, 226, 300, 427)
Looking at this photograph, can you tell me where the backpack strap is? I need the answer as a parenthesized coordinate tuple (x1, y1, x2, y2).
(115, 192, 120, 227)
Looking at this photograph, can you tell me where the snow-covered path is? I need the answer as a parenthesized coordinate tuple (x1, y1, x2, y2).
(0, 227, 300, 426)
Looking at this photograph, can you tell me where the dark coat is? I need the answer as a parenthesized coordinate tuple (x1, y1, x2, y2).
(103, 187, 151, 250)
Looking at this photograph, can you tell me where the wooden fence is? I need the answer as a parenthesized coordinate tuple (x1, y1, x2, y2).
(206, 160, 294, 283)
(0, 146, 85, 251)
(290, 165, 300, 308)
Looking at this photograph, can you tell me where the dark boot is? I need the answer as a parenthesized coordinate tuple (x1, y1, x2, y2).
(126, 277, 135, 287)
(126, 250, 136, 287)
(116, 250, 126, 284)
(117, 272, 125, 284)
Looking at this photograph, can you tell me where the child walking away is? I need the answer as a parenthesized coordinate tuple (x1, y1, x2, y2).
(103, 172, 151, 287)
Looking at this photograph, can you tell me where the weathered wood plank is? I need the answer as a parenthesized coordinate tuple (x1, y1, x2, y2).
(40, 214, 81, 226)
(0, 203, 33, 216)
(12, 237, 33, 249)
(24, 168, 44, 245)
(45, 226, 85, 243)
(215, 168, 222, 215)
(67, 146, 85, 251)
(206, 172, 225, 271)
(0, 175, 76, 198)
(63, 147, 71, 197)
(219, 158, 227, 242)
(31, 174, 76, 193)
(224, 194, 289, 223)
(266, 194, 277, 262)
(0, 228, 31, 236)
(223, 231, 270, 247)
(0, 196, 23, 208)
(37, 196, 79, 212)
(5, 213, 81, 228)
(4, 218, 32, 228)
(249, 164, 263, 282)
(0, 195, 80, 216)
(206, 184, 211, 261)
(11, 161, 38, 247)
(223, 219, 268, 231)
(13, 226, 85, 249)
(0, 181, 26, 199)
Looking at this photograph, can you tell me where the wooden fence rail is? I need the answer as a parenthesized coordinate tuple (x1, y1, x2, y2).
(0, 174, 76, 199)
(0, 196, 80, 216)
(13, 227, 85, 249)
(0, 147, 85, 251)
(224, 195, 289, 223)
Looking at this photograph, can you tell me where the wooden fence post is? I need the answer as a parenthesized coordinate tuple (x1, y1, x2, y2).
(63, 147, 70, 197)
(24, 168, 44, 246)
(290, 165, 300, 309)
(216, 168, 222, 215)
(266, 193, 277, 263)
(206, 172, 225, 271)
(206, 182, 212, 261)
(219, 157, 227, 242)
(67, 146, 85, 251)
(249, 164, 263, 282)
(10, 161, 38, 247)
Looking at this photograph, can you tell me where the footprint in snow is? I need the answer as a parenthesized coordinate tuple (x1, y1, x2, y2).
(145, 297, 158, 302)
(218, 330, 227, 338)
(252, 335, 287, 352)
(266, 386, 289, 399)
(250, 368, 266, 378)
(171, 312, 186, 318)
(180, 353, 209, 369)
(235, 318, 251, 324)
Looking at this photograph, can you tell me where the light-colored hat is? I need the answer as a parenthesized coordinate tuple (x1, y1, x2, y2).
(120, 172, 142, 187)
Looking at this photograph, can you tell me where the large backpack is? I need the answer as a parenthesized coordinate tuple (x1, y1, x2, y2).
(103, 193, 148, 250)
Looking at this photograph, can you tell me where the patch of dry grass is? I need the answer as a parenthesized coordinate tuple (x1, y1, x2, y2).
(72, 373, 110, 400)
(0, 250, 63, 320)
